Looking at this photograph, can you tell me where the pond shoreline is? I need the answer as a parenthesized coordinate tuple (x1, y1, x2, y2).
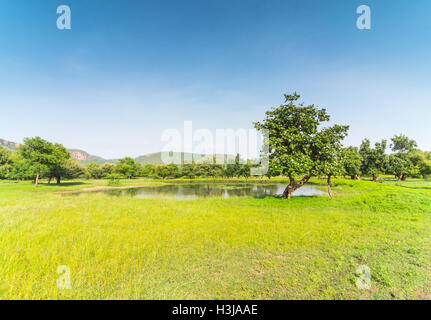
(55, 179, 325, 194)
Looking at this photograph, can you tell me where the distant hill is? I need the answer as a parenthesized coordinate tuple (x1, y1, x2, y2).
(0, 139, 20, 151)
(67, 149, 118, 165)
(0, 138, 238, 165)
(135, 152, 237, 165)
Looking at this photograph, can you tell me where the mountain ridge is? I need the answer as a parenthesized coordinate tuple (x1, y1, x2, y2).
(0, 138, 237, 165)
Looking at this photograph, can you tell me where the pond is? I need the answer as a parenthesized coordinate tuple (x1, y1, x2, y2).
(82, 184, 326, 200)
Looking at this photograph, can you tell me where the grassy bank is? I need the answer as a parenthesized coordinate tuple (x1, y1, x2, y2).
(0, 178, 430, 299)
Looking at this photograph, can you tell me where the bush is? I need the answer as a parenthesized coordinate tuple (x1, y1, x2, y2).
(106, 173, 124, 186)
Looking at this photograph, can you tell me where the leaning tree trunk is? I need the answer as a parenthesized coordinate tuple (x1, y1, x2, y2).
(282, 174, 313, 200)
(283, 184, 295, 200)
(35, 167, 40, 187)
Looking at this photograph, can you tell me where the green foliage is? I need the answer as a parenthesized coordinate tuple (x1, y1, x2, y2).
(86, 163, 104, 179)
(386, 135, 418, 180)
(60, 159, 85, 180)
(115, 157, 141, 179)
(141, 164, 156, 177)
(342, 146, 362, 179)
(388, 153, 411, 181)
(100, 163, 116, 177)
(390, 134, 418, 153)
(180, 164, 196, 179)
(18, 137, 71, 185)
(106, 173, 124, 185)
(0, 147, 12, 179)
(359, 139, 388, 181)
(155, 164, 175, 179)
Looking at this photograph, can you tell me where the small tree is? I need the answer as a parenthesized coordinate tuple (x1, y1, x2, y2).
(389, 153, 411, 181)
(155, 165, 174, 179)
(359, 139, 388, 182)
(342, 146, 362, 180)
(180, 164, 196, 179)
(100, 163, 116, 177)
(141, 164, 156, 177)
(86, 163, 104, 179)
(388, 134, 417, 181)
(115, 157, 140, 179)
(319, 152, 345, 198)
(254, 92, 349, 199)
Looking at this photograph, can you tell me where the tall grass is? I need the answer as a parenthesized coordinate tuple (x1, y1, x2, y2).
(0, 178, 430, 299)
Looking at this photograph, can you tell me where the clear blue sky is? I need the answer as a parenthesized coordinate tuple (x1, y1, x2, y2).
(1, 0, 430, 158)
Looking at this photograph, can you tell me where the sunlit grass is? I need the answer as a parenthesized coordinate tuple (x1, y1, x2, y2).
(0, 178, 430, 299)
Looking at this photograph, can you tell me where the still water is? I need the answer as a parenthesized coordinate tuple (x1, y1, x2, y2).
(91, 184, 325, 200)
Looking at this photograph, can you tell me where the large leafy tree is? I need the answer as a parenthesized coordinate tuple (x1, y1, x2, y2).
(19, 137, 62, 186)
(359, 139, 388, 182)
(254, 92, 349, 199)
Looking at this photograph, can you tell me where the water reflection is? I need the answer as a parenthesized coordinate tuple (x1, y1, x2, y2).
(98, 184, 325, 200)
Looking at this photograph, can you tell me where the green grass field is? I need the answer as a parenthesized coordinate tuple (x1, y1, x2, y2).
(0, 177, 430, 299)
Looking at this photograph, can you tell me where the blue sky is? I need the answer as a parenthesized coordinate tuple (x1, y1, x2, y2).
(0, 0, 430, 158)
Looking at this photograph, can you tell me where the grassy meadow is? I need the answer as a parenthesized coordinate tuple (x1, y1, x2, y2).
(0, 177, 430, 299)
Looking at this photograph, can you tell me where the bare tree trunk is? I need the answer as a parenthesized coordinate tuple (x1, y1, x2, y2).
(35, 167, 40, 187)
(401, 174, 407, 181)
(56, 176, 61, 184)
(48, 177, 52, 184)
(372, 174, 378, 182)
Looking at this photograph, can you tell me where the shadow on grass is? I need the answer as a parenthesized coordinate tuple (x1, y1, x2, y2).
(44, 182, 86, 187)
(398, 185, 431, 191)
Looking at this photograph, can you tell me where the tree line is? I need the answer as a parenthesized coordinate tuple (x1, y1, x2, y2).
(0, 139, 254, 185)
(1, 134, 429, 187)
(0, 93, 430, 193)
